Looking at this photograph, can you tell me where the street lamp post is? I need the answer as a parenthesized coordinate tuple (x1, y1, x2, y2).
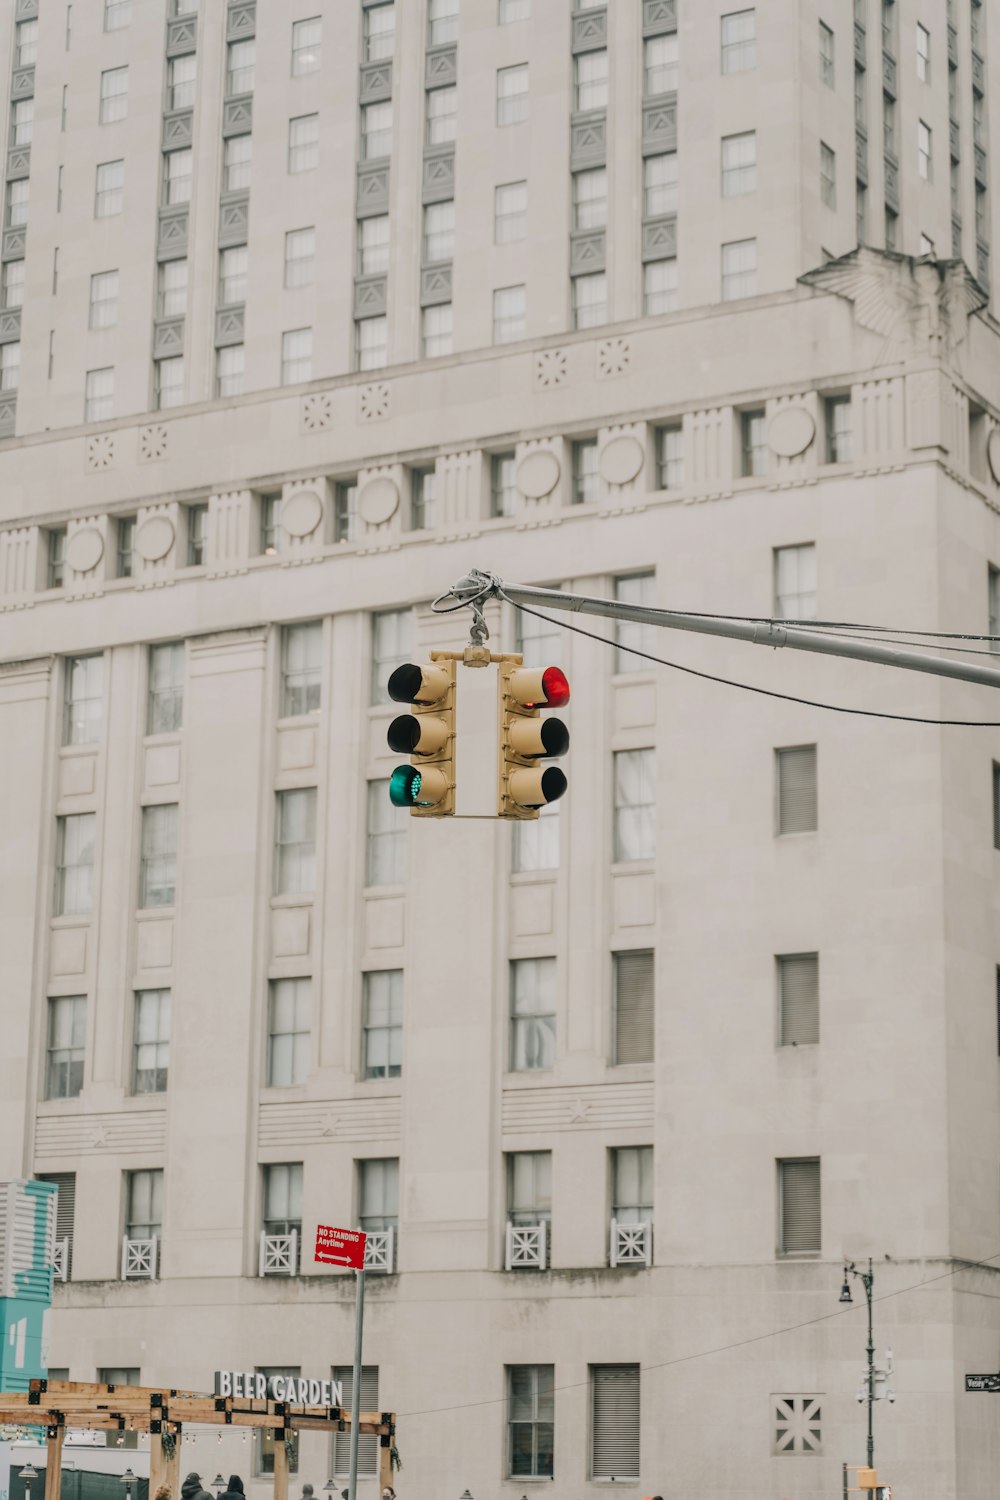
(840, 1259, 875, 1468)
(18, 1461, 38, 1500)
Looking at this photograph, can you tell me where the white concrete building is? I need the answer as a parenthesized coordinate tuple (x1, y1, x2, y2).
(2, 0, 1000, 1496)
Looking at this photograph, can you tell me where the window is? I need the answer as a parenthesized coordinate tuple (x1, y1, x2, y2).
(167, 54, 195, 111)
(227, 38, 255, 95)
(274, 789, 317, 895)
(881, 0, 896, 52)
(158, 259, 187, 318)
(497, 64, 529, 125)
(644, 152, 678, 216)
(132, 990, 170, 1093)
(423, 201, 454, 262)
(412, 468, 437, 528)
(741, 409, 767, 476)
(820, 142, 836, 207)
(774, 544, 816, 620)
(776, 745, 818, 834)
(422, 304, 453, 358)
(291, 16, 321, 75)
(919, 232, 934, 257)
(12, 98, 34, 145)
(260, 493, 282, 556)
(267, 978, 311, 1087)
(507, 1150, 551, 1225)
(84, 367, 114, 423)
(361, 101, 392, 160)
(515, 591, 562, 660)
(126, 1170, 162, 1248)
(63, 655, 103, 745)
(6, 179, 29, 228)
(155, 356, 184, 410)
(974, 93, 986, 150)
(493, 284, 526, 344)
(140, 804, 178, 908)
(825, 395, 852, 462)
(89, 271, 118, 330)
(614, 573, 655, 673)
(576, 50, 608, 111)
(364, 3, 395, 60)
(778, 954, 819, 1046)
(500, 0, 530, 19)
(95, 161, 123, 218)
(54, 814, 96, 916)
(256, 1374, 300, 1475)
(591, 1367, 640, 1480)
(614, 748, 655, 862)
(163, 149, 192, 206)
(778, 1158, 821, 1255)
(282, 622, 321, 716)
(334, 481, 358, 543)
(362, 970, 403, 1080)
(223, 134, 252, 193)
(186, 502, 207, 566)
(0, 340, 19, 393)
(37, 1173, 75, 1278)
(572, 272, 607, 329)
(281, 328, 312, 385)
(115, 517, 135, 578)
(219, 246, 249, 306)
(371, 609, 413, 704)
(495, 181, 527, 243)
(285, 228, 315, 288)
(884, 204, 898, 251)
(104, 0, 131, 29)
(613, 1145, 653, 1225)
(773, 1396, 823, 1456)
(148, 643, 184, 734)
(367, 780, 407, 886)
(263, 1162, 302, 1238)
(918, 119, 932, 179)
(507, 1367, 554, 1479)
(491, 452, 518, 517)
(653, 423, 683, 486)
(46, 997, 86, 1099)
(857, 180, 867, 243)
(819, 21, 834, 86)
(510, 957, 556, 1071)
(289, 114, 319, 173)
(644, 33, 678, 95)
(173, 0, 197, 12)
(916, 21, 930, 80)
(426, 86, 457, 145)
(512, 800, 559, 873)
(883, 92, 896, 156)
(358, 1158, 398, 1231)
(15, 18, 38, 66)
(216, 344, 245, 397)
(721, 9, 755, 72)
(571, 437, 599, 504)
(854, 66, 866, 128)
(428, 0, 459, 45)
(573, 167, 607, 229)
(721, 238, 757, 300)
(356, 315, 387, 370)
(333, 1368, 379, 1477)
(47, 529, 66, 588)
(2, 260, 25, 311)
(358, 216, 390, 275)
(722, 131, 757, 196)
(613, 950, 654, 1064)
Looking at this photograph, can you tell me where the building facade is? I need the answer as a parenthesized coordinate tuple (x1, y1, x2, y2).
(2, 1, 1000, 1497)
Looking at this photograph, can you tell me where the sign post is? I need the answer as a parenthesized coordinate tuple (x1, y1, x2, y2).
(314, 1227, 368, 1500)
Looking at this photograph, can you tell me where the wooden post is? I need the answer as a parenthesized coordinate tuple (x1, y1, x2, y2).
(272, 1429, 288, 1500)
(378, 1428, 393, 1495)
(44, 1425, 64, 1500)
(148, 1432, 177, 1500)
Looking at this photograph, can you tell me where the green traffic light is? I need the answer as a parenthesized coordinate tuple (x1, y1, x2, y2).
(389, 765, 421, 807)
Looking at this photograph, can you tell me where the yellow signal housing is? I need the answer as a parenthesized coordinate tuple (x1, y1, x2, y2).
(497, 659, 570, 819)
(387, 656, 456, 817)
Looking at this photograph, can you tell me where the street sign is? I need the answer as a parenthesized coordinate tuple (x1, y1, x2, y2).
(315, 1225, 367, 1270)
(965, 1373, 1000, 1392)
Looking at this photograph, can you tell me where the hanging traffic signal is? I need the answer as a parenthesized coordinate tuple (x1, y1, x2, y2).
(387, 658, 455, 816)
(498, 662, 570, 818)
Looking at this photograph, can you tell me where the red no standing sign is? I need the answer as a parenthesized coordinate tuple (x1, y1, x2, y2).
(315, 1224, 367, 1269)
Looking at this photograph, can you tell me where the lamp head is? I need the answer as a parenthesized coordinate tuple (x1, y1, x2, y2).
(839, 1276, 853, 1304)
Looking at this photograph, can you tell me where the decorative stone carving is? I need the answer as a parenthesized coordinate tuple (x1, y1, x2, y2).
(282, 490, 324, 538)
(85, 435, 115, 472)
(596, 338, 631, 379)
(359, 477, 399, 526)
(534, 350, 568, 390)
(139, 425, 169, 463)
(517, 450, 560, 499)
(136, 515, 175, 562)
(600, 436, 644, 485)
(768, 407, 816, 458)
(359, 383, 391, 422)
(66, 527, 104, 575)
(301, 393, 333, 433)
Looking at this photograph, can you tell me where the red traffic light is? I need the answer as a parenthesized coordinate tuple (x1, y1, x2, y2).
(508, 666, 571, 709)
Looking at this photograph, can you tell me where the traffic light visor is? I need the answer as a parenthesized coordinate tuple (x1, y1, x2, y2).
(389, 763, 450, 808)
(508, 765, 567, 808)
(388, 662, 451, 705)
(387, 713, 450, 755)
(507, 665, 570, 709)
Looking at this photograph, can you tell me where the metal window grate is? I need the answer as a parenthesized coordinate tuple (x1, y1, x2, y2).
(778, 954, 819, 1045)
(777, 745, 817, 834)
(779, 1158, 821, 1254)
(591, 1365, 640, 1479)
(613, 951, 654, 1064)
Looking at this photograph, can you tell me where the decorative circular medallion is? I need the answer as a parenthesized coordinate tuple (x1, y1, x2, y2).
(135, 515, 175, 562)
(358, 477, 400, 526)
(65, 526, 104, 575)
(767, 407, 816, 458)
(282, 489, 324, 538)
(987, 428, 1000, 485)
(599, 435, 644, 485)
(516, 450, 560, 500)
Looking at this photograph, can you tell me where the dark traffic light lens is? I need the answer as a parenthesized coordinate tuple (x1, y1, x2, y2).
(387, 664, 424, 704)
(539, 766, 567, 804)
(538, 718, 570, 757)
(387, 715, 422, 753)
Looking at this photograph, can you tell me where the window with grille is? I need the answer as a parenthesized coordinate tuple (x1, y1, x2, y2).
(495, 181, 527, 243)
(64, 655, 104, 745)
(148, 643, 184, 734)
(512, 800, 559, 873)
(571, 437, 599, 503)
(289, 114, 319, 172)
(825, 395, 852, 461)
(371, 609, 413, 704)
(591, 1365, 640, 1480)
(422, 304, 453, 358)
(84, 367, 114, 422)
(773, 1395, 822, 1455)
(491, 453, 518, 516)
(257, 1369, 300, 1475)
(741, 409, 767, 476)
(332, 1367, 378, 1476)
(423, 201, 454, 262)
(281, 328, 312, 385)
(367, 780, 408, 886)
(363, 970, 403, 1079)
(358, 1158, 398, 1231)
(46, 997, 86, 1099)
(167, 54, 196, 111)
(364, 3, 395, 60)
(361, 101, 393, 160)
(291, 16, 321, 74)
(100, 67, 129, 123)
(612, 1146, 653, 1223)
(575, 49, 608, 110)
(155, 357, 184, 410)
(412, 468, 437, 528)
(507, 1150, 551, 1226)
(776, 746, 817, 835)
(38, 1173, 75, 1276)
(267, 978, 311, 1087)
(162, 148, 192, 206)
(140, 804, 179, 907)
(820, 142, 837, 207)
(355, 315, 387, 371)
(507, 1366, 554, 1478)
(55, 814, 95, 917)
(426, 86, 457, 146)
(613, 749, 656, 862)
(614, 573, 655, 673)
(274, 788, 317, 895)
(773, 543, 816, 619)
(777, 954, 819, 1046)
(644, 259, 678, 315)
(644, 33, 678, 94)
(158, 259, 188, 318)
(116, 517, 135, 579)
(494, 285, 526, 344)
(223, 134, 252, 193)
(281, 623, 322, 717)
(721, 238, 757, 300)
(510, 958, 556, 1071)
(132, 990, 170, 1093)
(497, 64, 529, 125)
(778, 1158, 821, 1254)
(285, 228, 315, 287)
(227, 39, 255, 95)
(819, 21, 835, 85)
(722, 131, 756, 195)
(613, 950, 654, 1064)
(216, 344, 245, 397)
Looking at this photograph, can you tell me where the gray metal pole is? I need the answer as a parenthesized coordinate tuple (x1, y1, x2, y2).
(347, 1267, 366, 1500)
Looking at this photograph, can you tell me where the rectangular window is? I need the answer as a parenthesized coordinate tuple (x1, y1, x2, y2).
(281, 328, 312, 386)
(132, 989, 170, 1093)
(918, 119, 932, 179)
(104, 0, 132, 30)
(263, 1162, 302, 1235)
(741, 409, 767, 476)
(426, 85, 457, 145)
(186, 502, 207, 566)
(510, 957, 556, 1071)
(358, 1158, 398, 1231)
(267, 977, 311, 1088)
(148, 642, 184, 734)
(644, 153, 678, 219)
(371, 609, 413, 704)
(722, 131, 757, 196)
(11, 98, 33, 146)
(157, 259, 187, 318)
(916, 21, 930, 81)
(721, 9, 755, 71)
(355, 314, 387, 371)
(38, 1172, 75, 1277)
(0, 340, 20, 392)
(855, 65, 866, 128)
(612, 1145, 653, 1224)
(883, 92, 896, 156)
(362, 970, 403, 1079)
(573, 167, 607, 230)
(507, 1150, 551, 1225)
(613, 949, 654, 1065)
(126, 1167, 162, 1240)
(88, 271, 119, 330)
(332, 1367, 379, 1477)
(591, 1366, 640, 1480)
(421, 303, 453, 359)
(358, 215, 390, 275)
(216, 344, 245, 397)
(721, 238, 757, 300)
(54, 813, 96, 917)
(614, 573, 655, 673)
(47, 529, 66, 588)
(512, 800, 559, 873)
(46, 997, 86, 1099)
(274, 788, 317, 895)
(644, 33, 678, 95)
(285, 227, 315, 288)
(643, 259, 679, 314)
(857, 180, 867, 242)
(774, 543, 816, 620)
(819, 21, 835, 86)
(884, 204, 898, 250)
(63, 655, 103, 746)
(223, 134, 252, 193)
(218, 244, 247, 303)
(491, 452, 518, 517)
(289, 114, 319, 173)
(364, 3, 395, 60)
(367, 780, 407, 886)
(778, 1158, 821, 1255)
(493, 284, 526, 343)
(15, 18, 38, 66)
(361, 101, 392, 160)
(94, 159, 124, 218)
(776, 745, 818, 834)
(495, 181, 527, 243)
(116, 517, 135, 578)
(507, 1367, 554, 1479)
(84, 367, 114, 423)
(282, 622, 322, 716)
(227, 38, 255, 95)
(428, 0, 459, 44)
(777, 954, 819, 1046)
(163, 148, 192, 205)
(614, 748, 655, 862)
(2, 260, 25, 311)
(573, 272, 607, 329)
(571, 437, 599, 504)
(6, 179, 29, 228)
(656, 424, 683, 488)
(140, 804, 178, 908)
(291, 16, 321, 75)
(334, 480, 358, 543)
(411, 468, 437, 529)
(154, 355, 184, 411)
(820, 142, 837, 207)
(825, 395, 852, 462)
(500, 0, 530, 19)
(260, 494, 282, 556)
(167, 53, 196, 111)
(497, 64, 529, 125)
(423, 200, 455, 262)
(576, 49, 608, 110)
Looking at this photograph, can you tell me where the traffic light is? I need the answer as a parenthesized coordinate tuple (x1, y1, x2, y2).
(387, 658, 455, 816)
(498, 661, 570, 818)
